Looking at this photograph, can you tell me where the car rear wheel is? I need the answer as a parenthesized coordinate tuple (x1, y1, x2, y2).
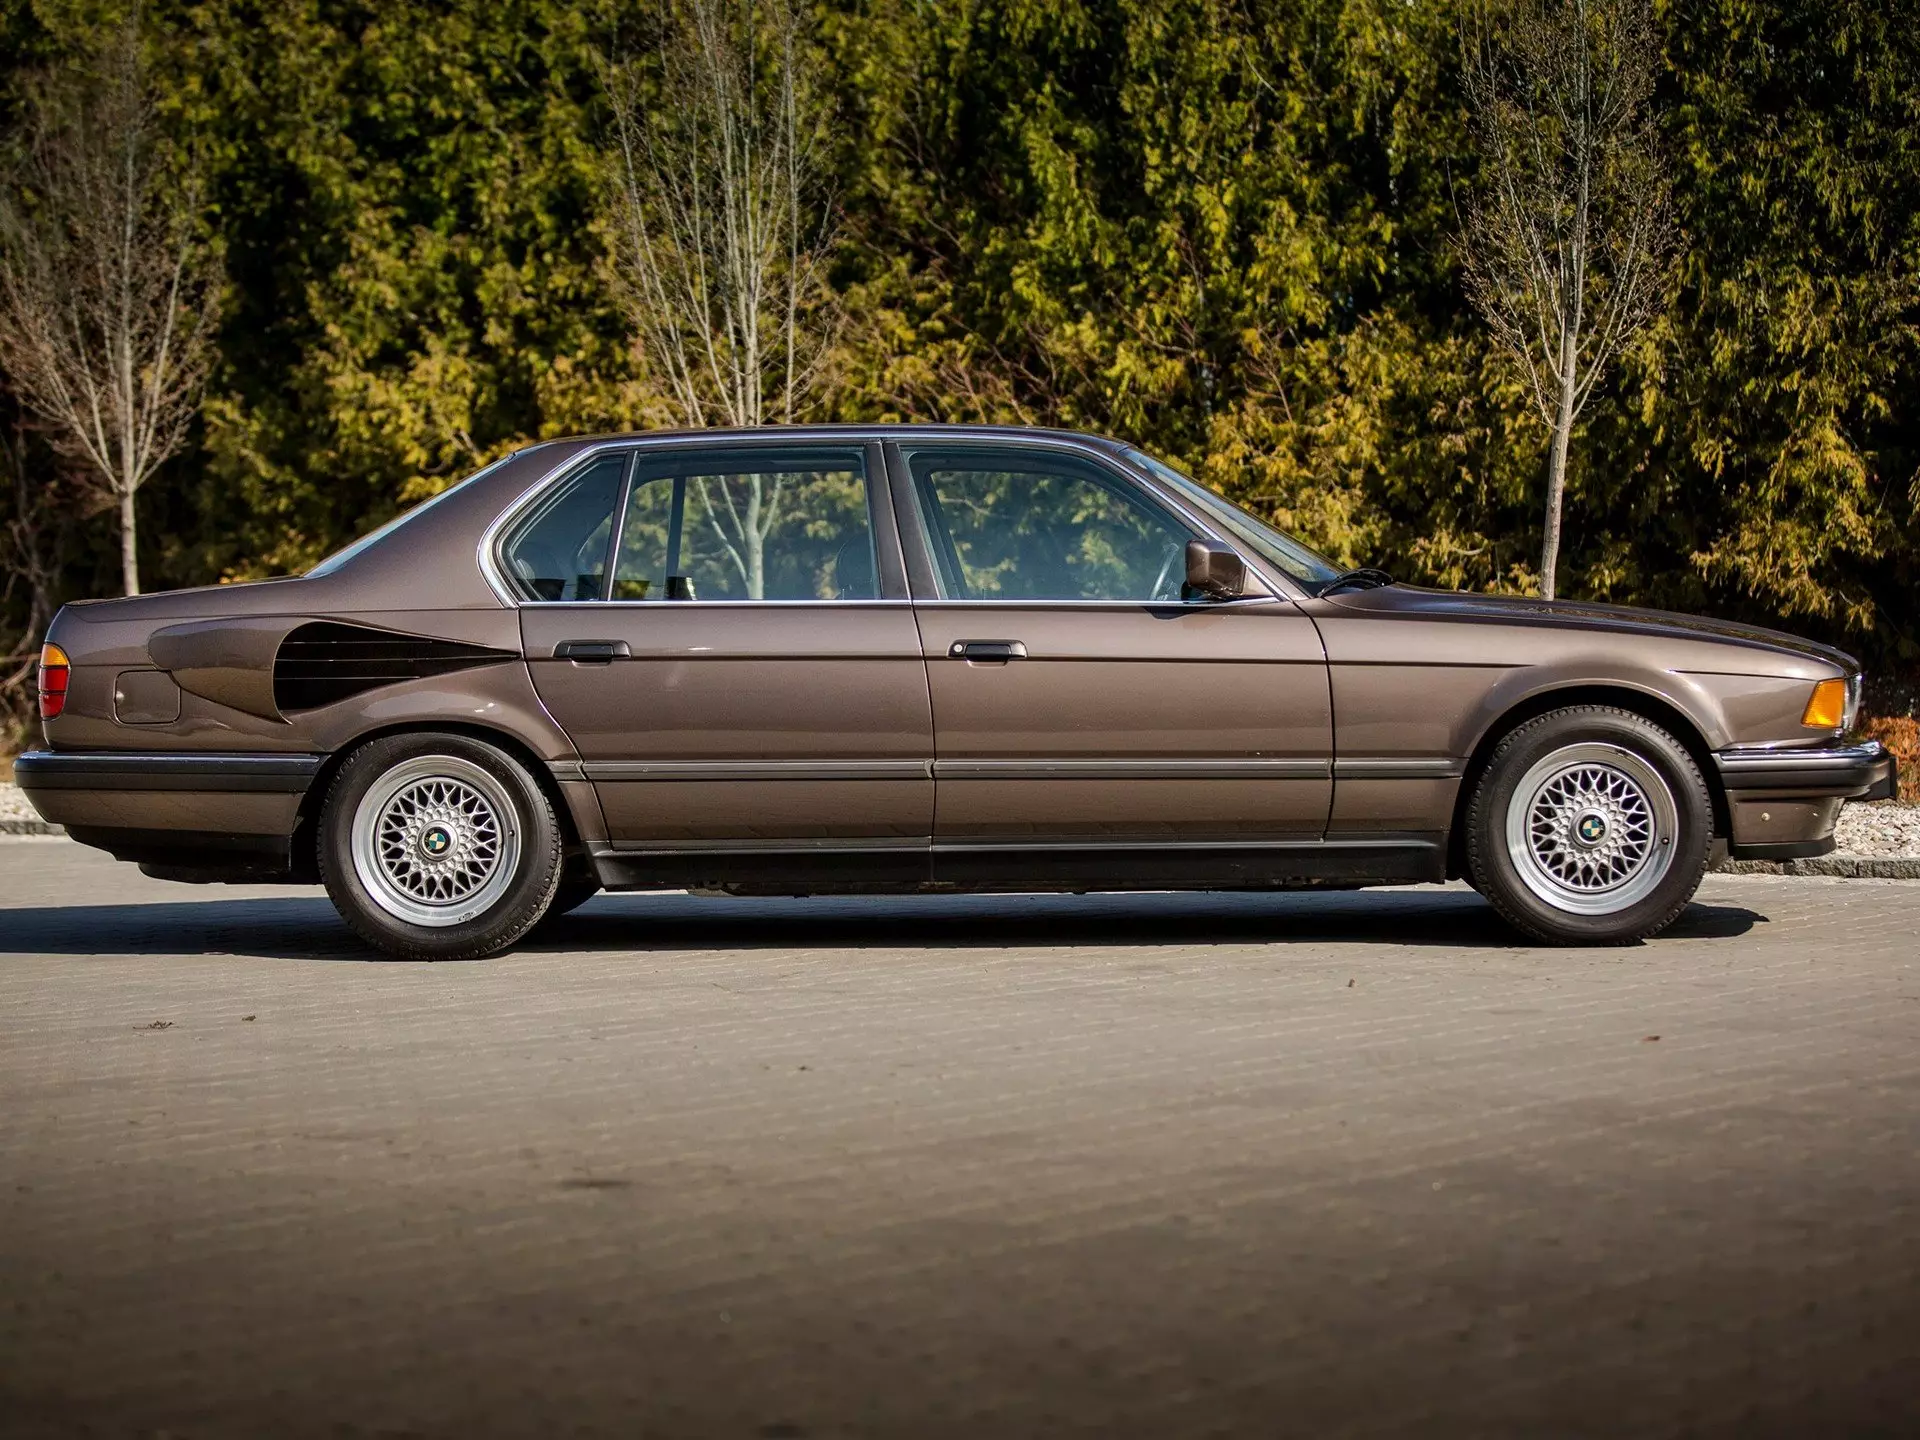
(319, 733, 563, 960)
(1465, 706, 1712, 945)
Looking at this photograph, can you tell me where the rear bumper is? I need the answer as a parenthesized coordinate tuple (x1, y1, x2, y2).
(1713, 741, 1898, 861)
(12, 749, 322, 881)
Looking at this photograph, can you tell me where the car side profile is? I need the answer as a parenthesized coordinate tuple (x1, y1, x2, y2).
(17, 426, 1898, 958)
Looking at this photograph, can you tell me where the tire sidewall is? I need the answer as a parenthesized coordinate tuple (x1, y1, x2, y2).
(1468, 708, 1712, 944)
(319, 734, 562, 959)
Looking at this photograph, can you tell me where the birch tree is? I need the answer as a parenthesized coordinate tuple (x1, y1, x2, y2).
(604, 0, 834, 599)
(1459, 0, 1677, 600)
(0, 21, 220, 597)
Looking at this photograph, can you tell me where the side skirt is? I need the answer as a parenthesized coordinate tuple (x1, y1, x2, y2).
(589, 836, 1447, 896)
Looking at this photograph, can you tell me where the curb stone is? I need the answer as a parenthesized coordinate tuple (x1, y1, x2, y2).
(1719, 855, 1920, 880)
(0, 819, 62, 837)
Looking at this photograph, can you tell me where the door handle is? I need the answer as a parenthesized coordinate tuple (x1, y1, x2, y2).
(553, 639, 630, 664)
(949, 639, 1027, 662)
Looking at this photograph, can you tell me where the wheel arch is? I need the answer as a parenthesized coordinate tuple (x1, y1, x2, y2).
(1445, 684, 1728, 880)
(290, 721, 585, 884)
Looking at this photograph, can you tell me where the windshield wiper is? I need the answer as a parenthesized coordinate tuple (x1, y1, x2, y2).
(1315, 566, 1396, 596)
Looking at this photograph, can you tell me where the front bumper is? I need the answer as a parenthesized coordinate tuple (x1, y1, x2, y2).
(1712, 740, 1899, 860)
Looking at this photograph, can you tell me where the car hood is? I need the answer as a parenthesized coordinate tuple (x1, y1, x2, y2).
(1322, 585, 1858, 673)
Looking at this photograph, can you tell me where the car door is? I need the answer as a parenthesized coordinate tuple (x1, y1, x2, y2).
(512, 440, 934, 879)
(890, 441, 1332, 882)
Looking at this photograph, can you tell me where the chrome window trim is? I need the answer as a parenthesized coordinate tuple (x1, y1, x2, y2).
(890, 434, 1290, 605)
(525, 598, 915, 611)
(909, 596, 1280, 611)
(476, 434, 895, 608)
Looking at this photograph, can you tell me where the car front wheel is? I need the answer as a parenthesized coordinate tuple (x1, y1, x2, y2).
(318, 733, 563, 960)
(1465, 706, 1712, 945)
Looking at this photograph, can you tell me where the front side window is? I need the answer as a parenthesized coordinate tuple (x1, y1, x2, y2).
(1121, 447, 1342, 587)
(905, 447, 1196, 602)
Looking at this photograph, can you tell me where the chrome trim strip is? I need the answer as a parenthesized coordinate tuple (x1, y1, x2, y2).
(579, 759, 933, 782)
(934, 758, 1330, 781)
(1713, 740, 1893, 796)
(13, 749, 323, 793)
(547, 760, 589, 783)
(592, 836, 1438, 856)
(599, 836, 931, 855)
(1332, 759, 1465, 780)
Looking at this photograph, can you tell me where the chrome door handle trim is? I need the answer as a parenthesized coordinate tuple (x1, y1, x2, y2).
(949, 639, 1027, 661)
(553, 639, 631, 663)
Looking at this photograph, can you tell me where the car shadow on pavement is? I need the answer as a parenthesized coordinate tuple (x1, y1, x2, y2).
(0, 889, 1765, 961)
(532, 889, 1767, 953)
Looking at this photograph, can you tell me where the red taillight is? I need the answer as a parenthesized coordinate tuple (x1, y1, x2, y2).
(38, 642, 69, 720)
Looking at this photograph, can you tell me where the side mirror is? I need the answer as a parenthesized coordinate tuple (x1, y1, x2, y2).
(1184, 539, 1247, 600)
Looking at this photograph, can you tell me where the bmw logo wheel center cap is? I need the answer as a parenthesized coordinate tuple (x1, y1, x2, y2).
(419, 824, 454, 860)
(1573, 809, 1610, 848)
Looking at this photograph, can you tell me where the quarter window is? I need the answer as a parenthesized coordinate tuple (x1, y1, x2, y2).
(904, 448, 1196, 602)
(498, 453, 627, 602)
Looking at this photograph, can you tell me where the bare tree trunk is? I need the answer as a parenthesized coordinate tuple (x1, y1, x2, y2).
(119, 486, 140, 595)
(1458, 0, 1677, 601)
(0, 18, 218, 602)
(604, 0, 832, 600)
(1541, 393, 1573, 601)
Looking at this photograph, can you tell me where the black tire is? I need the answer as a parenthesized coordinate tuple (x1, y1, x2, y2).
(1464, 706, 1712, 945)
(530, 869, 603, 932)
(318, 733, 563, 960)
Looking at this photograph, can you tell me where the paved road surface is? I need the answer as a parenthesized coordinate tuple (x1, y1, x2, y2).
(1, 839, 1917, 1439)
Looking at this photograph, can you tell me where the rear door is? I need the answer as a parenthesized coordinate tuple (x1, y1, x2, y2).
(890, 441, 1332, 880)
(512, 441, 934, 876)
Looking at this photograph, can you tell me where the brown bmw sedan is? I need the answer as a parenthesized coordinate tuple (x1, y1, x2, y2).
(17, 426, 1897, 958)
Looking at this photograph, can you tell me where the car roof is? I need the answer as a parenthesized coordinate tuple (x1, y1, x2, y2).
(511, 423, 1129, 458)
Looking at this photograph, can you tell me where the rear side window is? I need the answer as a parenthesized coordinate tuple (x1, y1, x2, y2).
(499, 453, 629, 601)
(609, 448, 875, 602)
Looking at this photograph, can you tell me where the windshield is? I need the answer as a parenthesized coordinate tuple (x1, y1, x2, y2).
(1121, 448, 1343, 587)
(306, 455, 512, 577)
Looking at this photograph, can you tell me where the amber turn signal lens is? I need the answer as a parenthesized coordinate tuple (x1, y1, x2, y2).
(1801, 678, 1847, 729)
(37, 641, 69, 721)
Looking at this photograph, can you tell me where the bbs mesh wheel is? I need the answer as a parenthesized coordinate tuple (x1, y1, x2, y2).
(319, 733, 563, 960)
(1465, 706, 1712, 945)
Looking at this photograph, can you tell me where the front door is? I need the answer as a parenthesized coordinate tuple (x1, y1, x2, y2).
(891, 442, 1332, 879)
(512, 441, 934, 873)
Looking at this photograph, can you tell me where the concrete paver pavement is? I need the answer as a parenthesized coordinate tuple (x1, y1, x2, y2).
(1, 840, 1916, 1438)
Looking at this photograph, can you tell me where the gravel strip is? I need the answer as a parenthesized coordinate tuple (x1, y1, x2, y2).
(1833, 799, 1920, 857)
(0, 783, 39, 824)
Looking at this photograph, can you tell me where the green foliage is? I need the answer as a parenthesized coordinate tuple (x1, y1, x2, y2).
(0, 0, 1914, 670)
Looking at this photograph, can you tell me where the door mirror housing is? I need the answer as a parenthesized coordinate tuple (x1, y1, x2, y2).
(1184, 539, 1247, 600)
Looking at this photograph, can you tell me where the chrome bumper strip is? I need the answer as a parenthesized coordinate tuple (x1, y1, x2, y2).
(1713, 740, 1897, 799)
(13, 749, 323, 793)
